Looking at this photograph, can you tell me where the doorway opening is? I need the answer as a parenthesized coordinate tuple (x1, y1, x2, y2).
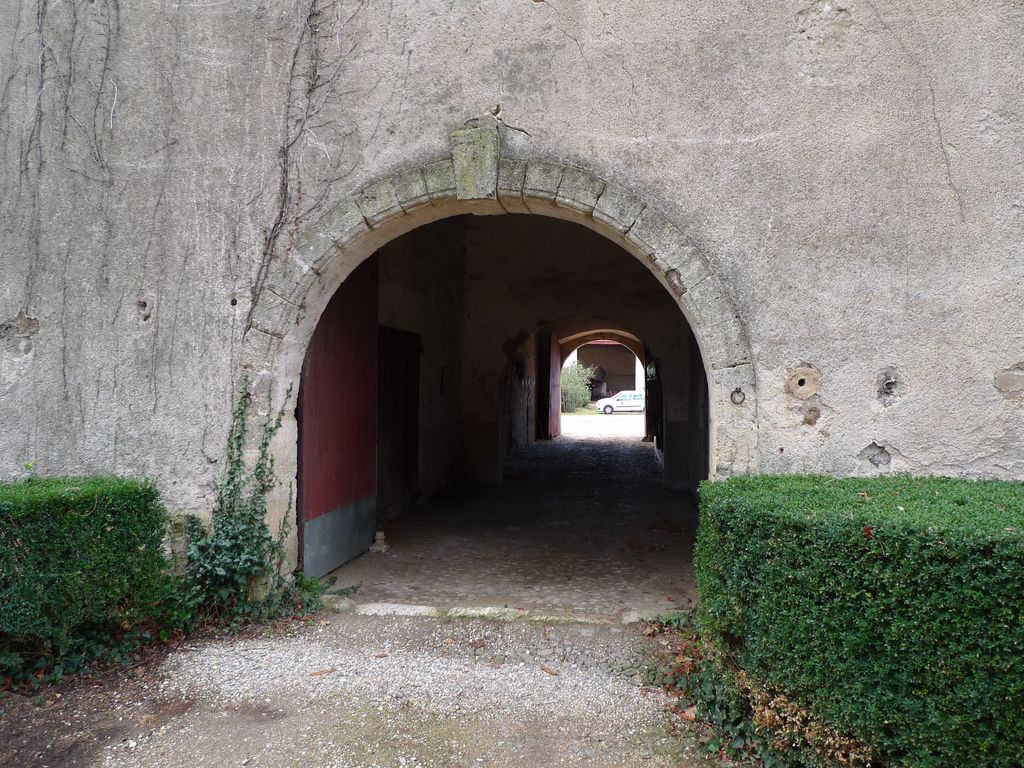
(561, 340, 648, 441)
(296, 214, 709, 617)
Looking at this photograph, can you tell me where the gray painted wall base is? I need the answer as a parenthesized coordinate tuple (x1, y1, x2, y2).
(303, 495, 377, 577)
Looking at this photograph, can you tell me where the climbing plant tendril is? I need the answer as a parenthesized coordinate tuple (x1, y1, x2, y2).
(185, 375, 319, 623)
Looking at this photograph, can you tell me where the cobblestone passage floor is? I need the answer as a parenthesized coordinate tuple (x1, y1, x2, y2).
(331, 414, 697, 620)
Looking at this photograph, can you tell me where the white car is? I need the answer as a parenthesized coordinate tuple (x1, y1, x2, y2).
(592, 390, 645, 414)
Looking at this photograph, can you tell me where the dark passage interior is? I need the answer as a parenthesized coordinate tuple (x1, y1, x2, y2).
(297, 214, 709, 612)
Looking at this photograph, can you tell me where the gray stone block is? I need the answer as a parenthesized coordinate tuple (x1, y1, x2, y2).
(555, 168, 605, 215)
(523, 161, 564, 204)
(626, 207, 682, 257)
(452, 125, 500, 200)
(356, 179, 403, 227)
(423, 159, 457, 202)
(653, 241, 710, 294)
(264, 254, 312, 302)
(497, 158, 530, 213)
(593, 183, 645, 233)
(390, 168, 432, 212)
(291, 196, 368, 270)
(247, 288, 294, 339)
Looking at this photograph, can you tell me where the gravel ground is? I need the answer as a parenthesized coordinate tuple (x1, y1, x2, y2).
(87, 613, 728, 768)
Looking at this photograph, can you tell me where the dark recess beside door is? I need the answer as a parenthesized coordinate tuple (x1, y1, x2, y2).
(377, 326, 420, 521)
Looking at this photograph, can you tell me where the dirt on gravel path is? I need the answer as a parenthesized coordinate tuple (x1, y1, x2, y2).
(2, 613, 744, 768)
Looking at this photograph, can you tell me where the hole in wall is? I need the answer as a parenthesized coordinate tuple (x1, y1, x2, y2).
(136, 294, 155, 322)
(876, 367, 905, 407)
(858, 441, 892, 468)
(785, 364, 821, 400)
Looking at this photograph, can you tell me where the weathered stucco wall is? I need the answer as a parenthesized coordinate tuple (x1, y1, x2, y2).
(1, 0, 1023, 523)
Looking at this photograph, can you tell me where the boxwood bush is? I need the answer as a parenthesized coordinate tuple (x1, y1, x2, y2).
(0, 477, 176, 683)
(695, 474, 1024, 768)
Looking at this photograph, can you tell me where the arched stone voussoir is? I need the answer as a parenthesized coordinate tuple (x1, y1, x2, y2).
(262, 251, 313, 304)
(356, 178, 404, 227)
(423, 158, 457, 203)
(290, 196, 369, 273)
(685, 276, 751, 370)
(523, 160, 565, 206)
(250, 285, 301, 335)
(497, 158, 530, 213)
(705, 315, 751, 372)
(652, 241, 710, 296)
(626, 208, 713, 293)
(389, 167, 434, 213)
(554, 167, 606, 216)
(593, 183, 646, 234)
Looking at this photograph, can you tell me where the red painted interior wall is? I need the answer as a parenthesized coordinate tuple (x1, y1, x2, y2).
(548, 329, 561, 438)
(299, 259, 379, 528)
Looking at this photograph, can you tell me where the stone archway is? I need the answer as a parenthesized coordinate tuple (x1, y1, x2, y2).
(241, 121, 758, 566)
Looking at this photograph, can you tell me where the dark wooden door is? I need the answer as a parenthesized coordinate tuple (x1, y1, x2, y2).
(376, 326, 420, 520)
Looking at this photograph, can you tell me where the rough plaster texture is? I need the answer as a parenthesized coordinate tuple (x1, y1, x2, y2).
(2, 1, 1023, 545)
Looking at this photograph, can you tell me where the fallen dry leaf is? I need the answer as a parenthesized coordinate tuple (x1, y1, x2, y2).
(681, 705, 697, 721)
(541, 665, 560, 676)
(442, 637, 455, 645)
(309, 668, 336, 677)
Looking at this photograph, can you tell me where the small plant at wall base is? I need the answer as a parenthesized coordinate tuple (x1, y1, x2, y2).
(185, 374, 322, 623)
(560, 362, 594, 412)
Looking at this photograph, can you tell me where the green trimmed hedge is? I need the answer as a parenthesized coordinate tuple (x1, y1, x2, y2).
(695, 474, 1024, 768)
(0, 477, 176, 682)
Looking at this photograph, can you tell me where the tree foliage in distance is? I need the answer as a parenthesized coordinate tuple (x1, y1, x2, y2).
(560, 362, 594, 412)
